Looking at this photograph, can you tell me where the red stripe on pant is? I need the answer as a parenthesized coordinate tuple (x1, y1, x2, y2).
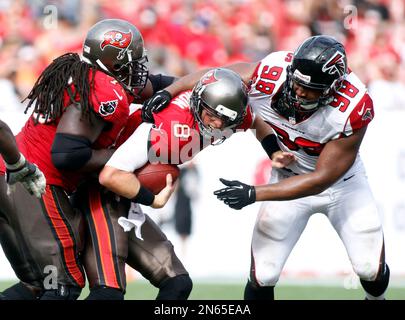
(42, 185, 85, 287)
(89, 187, 120, 289)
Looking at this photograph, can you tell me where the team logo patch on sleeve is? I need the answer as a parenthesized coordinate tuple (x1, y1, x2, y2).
(362, 108, 373, 121)
(99, 100, 118, 116)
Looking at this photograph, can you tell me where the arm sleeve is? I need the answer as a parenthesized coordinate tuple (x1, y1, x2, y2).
(51, 133, 92, 170)
(90, 74, 130, 124)
(106, 122, 153, 172)
(148, 74, 177, 94)
(345, 93, 374, 136)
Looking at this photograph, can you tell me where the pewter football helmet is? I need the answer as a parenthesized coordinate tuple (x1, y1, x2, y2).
(82, 19, 148, 95)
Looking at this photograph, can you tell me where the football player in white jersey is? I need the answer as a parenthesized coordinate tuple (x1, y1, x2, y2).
(142, 35, 389, 300)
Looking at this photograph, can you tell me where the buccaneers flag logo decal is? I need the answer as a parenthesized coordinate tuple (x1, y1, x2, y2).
(100, 30, 132, 60)
(322, 52, 346, 76)
(200, 70, 218, 86)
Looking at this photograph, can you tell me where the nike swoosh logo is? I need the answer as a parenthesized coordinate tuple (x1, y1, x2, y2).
(357, 103, 365, 116)
(113, 89, 123, 101)
(343, 174, 355, 181)
(151, 123, 163, 132)
(151, 95, 161, 103)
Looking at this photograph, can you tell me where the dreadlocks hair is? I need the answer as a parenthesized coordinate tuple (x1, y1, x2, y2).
(24, 52, 97, 124)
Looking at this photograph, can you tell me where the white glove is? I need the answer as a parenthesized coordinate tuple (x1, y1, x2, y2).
(5, 153, 46, 198)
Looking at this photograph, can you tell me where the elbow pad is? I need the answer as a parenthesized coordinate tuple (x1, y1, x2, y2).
(51, 133, 92, 170)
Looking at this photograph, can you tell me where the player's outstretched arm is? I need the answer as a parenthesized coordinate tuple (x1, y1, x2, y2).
(215, 126, 367, 209)
(166, 62, 257, 97)
(141, 62, 259, 120)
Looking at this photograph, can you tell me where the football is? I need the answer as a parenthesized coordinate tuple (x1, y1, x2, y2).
(134, 163, 180, 194)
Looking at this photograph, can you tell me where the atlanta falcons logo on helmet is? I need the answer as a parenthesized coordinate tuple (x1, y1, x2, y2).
(322, 52, 346, 76)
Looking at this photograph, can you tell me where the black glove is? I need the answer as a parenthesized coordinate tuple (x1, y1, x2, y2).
(213, 178, 256, 210)
(141, 89, 172, 123)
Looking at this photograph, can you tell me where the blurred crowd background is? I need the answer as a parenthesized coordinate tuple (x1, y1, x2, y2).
(1, 0, 405, 118)
(1, 0, 405, 283)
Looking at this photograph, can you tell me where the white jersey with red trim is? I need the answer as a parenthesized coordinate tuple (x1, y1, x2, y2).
(249, 51, 374, 178)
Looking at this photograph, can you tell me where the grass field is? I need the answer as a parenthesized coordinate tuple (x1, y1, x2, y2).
(1, 280, 405, 300)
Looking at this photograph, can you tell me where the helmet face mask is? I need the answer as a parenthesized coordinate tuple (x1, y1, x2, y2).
(280, 35, 347, 120)
(82, 19, 149, 96)
(190, 68, 248, 144)
(113, 54, 149, 93)
(284, 65, 337, 113)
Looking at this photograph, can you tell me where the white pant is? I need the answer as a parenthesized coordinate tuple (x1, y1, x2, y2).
(251, 169, 384, 286)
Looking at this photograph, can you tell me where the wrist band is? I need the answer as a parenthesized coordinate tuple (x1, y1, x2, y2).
(131, 185, 155, 206)
(261, 134, 281, 159)
(5, 152, 25, 170)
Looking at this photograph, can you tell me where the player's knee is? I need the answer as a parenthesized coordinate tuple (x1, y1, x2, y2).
(360, 263, 390, 298)
(244, 280, 275, 300)
(85, 285, 124, 300)
(156, 274, 193, 300)
(253, 263, 281, 287)
(353, 261, 380, 281)
(145, 242, 189, 288)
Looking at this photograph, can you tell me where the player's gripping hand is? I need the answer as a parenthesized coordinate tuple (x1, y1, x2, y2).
(141, 89, 172, 123)
(214, 178, 256, 210)
(5, 153, 46, 198)
(151, 173, 176, 209)
(271, 150, 296, 169)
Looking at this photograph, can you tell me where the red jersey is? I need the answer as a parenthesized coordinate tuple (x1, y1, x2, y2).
(118, 90, 254, 165)
(0, 70, 131, 193)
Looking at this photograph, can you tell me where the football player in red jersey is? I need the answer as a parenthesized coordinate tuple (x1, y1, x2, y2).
(144, 36, 390, 300)
(100, 68, 261, 197)
(0, 19, 175, 300)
